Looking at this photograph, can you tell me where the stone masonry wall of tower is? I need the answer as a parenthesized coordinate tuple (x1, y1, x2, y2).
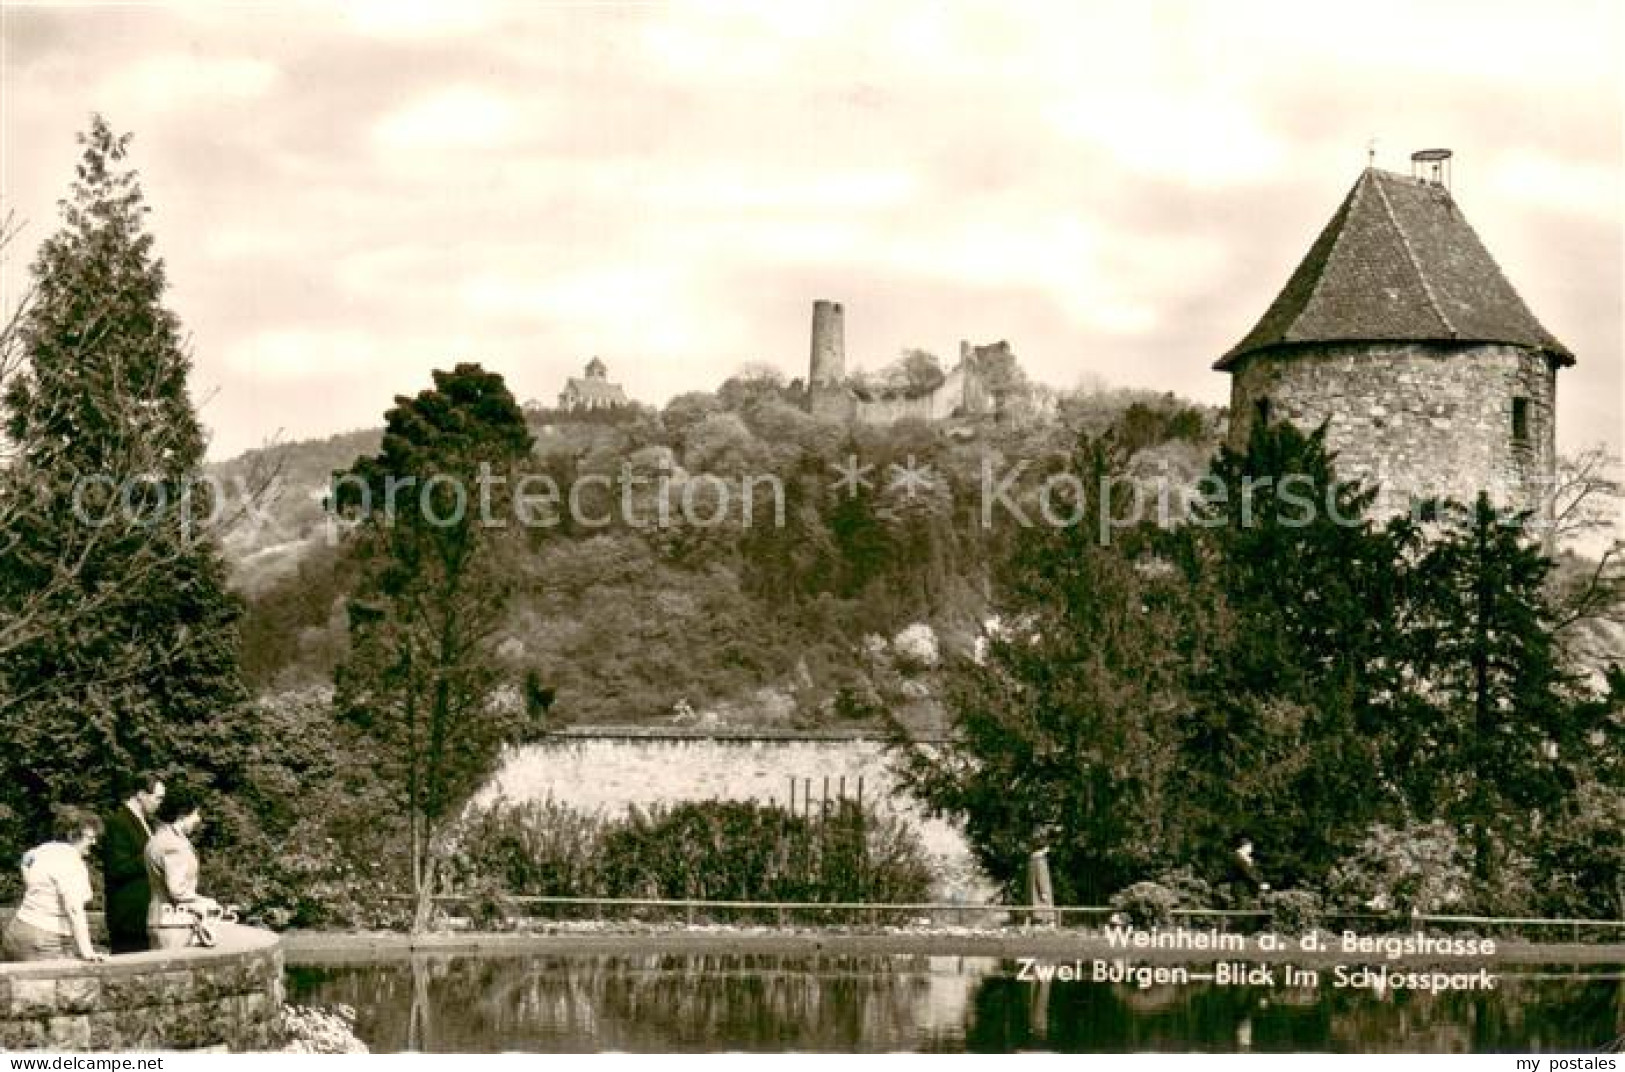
(1228, 341, 1558, 519)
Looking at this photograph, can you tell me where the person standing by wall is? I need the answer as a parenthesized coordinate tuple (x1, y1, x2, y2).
(103, 775, 165, 954)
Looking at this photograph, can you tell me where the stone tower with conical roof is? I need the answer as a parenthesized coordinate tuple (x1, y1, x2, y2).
(1217, 160, 1573, 518)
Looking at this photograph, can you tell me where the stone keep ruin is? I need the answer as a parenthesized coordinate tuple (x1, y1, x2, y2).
(1217, 151, 1572, 519)
(806, 299, 1001, 424)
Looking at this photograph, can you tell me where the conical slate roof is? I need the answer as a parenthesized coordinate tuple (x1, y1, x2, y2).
(1215, 168, 1573, 370)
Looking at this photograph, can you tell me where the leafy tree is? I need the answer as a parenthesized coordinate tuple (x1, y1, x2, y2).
(661, 390, 722, 442)
(892, 436, 1188, 903)
(891, 349, 946, 398)
(824, 462, 898, 601)
(0, 207, 29, 426)
(332, 363, 545, 931)
(236, 539, 353, 690)
(1534, 767, 1624, 919)
(1325, 820, 1472, 915)
(738, 454, 840, 603)
(1114, 400, 1208, 455)
(0, 116, 248, 851)
(680, 410, 764, 477)
(964, 341, 1028, 415)
(204, 688, 405, 929)
(716, 363, 787, 413)
(1182, 420, 1403, 886)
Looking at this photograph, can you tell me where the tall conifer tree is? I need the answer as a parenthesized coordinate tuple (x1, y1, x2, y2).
(333, 363, 543, 932)
(0, 116, 246, 848)
(1184, 420, 1403, 886)
(1396, 495, 1591, 883)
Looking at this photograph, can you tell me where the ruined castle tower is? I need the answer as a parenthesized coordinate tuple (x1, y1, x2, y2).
(1217, 152, 1573, 518)
(808, 299, 855, 420)
(809, 299, 846, 387)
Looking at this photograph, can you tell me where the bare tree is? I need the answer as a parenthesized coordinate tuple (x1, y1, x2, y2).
(1550, 444, 1623, 547)
(1546, 445, 1625, 638)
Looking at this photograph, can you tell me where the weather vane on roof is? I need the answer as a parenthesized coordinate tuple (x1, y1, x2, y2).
(1367, 137, 1378, 167)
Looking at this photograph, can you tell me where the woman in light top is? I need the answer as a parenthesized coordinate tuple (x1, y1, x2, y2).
(2, 806, 107, 962)
(144, 788, 220, 949)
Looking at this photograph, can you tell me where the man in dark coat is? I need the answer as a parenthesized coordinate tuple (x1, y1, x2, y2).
(102, 776, 164, 954)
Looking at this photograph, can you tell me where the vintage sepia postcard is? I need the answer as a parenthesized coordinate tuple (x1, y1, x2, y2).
(0, 0, 1620, 1059)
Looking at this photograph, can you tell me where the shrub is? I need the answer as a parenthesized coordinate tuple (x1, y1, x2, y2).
(1152, 866, 1215, 909)
(1109, 881, 1180, 927)
(1265, 889, 1323, 933)
(892, 623, 941, 671)
(1533, 781, 1625, 921)
(203, 689, 411, 931)
(276, 1005, 369, 1053)
(832, 683, 884, 721)
(1326, 821, 1470, 916)
(1467, 839, 1537, 919)
(441, 797, 933, 923)
(230, 836, 412, 932)
(597, 801, 794, 902)
(443, 796, 605, 898)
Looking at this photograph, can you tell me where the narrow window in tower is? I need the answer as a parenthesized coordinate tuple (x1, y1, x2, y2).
(1512, 396, 1530, 445)
(1255, 396, 1272, 427)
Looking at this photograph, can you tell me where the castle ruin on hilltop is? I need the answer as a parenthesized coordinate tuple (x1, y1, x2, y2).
(1217, 150, 1572, 519)
(804, 299, 1003, 423)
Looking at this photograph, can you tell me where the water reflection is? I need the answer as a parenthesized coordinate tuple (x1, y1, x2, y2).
(284, 953, 1625, 1053)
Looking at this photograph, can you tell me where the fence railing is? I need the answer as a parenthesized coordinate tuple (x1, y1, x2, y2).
(409, 893, 1625, 939)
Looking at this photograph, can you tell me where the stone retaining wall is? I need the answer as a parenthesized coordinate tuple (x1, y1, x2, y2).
(0, 924, 283, 1051)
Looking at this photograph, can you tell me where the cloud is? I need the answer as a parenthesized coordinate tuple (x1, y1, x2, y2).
(1045, 94, 1286, 190)
(1225, 0, 1621, 89)
(99, 55, 278, 112)
(637, 3, 854, 83)
(199, 226, 308, 264)
(648, 167, 920, 214)
(222, 328, 390, 383)
(1486, 154, 1622, 219)
(372, 86, 522, 151)
(335, 0, 503, 40)
(460, 263, 737, 359)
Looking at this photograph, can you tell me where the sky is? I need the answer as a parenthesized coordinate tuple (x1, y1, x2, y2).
(1, 0, 1621, 461)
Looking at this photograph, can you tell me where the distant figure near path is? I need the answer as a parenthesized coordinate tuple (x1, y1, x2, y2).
(1228, 839, 1269, 906)
(1027, 846, 1056, 927)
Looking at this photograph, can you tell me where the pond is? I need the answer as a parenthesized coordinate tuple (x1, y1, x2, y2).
(286, 951, 1625, 1052)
